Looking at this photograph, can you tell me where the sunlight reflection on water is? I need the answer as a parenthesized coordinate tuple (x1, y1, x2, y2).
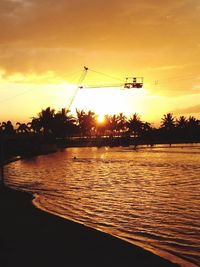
(5, 144, 200, 267)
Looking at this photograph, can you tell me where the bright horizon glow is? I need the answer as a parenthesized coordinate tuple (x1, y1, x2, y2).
(70, 87, 150, 117)
(0, 79, 200, 128)
(97, 114, 105, 123)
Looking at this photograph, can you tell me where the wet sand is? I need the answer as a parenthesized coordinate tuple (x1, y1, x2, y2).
(0, 186, 180, 267)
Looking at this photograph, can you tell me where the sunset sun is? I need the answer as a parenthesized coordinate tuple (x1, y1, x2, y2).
(97, 114, 105, 123)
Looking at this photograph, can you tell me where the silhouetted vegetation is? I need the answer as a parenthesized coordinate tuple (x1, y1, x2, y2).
(0, 109, 200, 162)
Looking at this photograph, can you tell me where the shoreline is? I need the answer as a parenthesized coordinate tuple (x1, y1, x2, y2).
(0, 185, 180, 267)
(33, 195, 193, 267)
(2, 141, 200, 166)
(1, 134, 200, 163)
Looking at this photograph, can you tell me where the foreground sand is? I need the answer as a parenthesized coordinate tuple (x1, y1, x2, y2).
(0, 186, 180, 267)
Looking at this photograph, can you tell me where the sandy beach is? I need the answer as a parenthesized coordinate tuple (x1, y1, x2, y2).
(0, 186, 180, 267)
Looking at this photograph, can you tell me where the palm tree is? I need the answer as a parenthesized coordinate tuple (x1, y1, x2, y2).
(16, 122, 30, 134)
(142, 121, 152, 132)
(117, 113, 127, 133)
(76, 109, 96, 137)
(161, 113, 176, 131)
(38, 107, 55, 136)
(127, 113, 143, 137)
(53, 108, 77, 138)
(176, 116, 188, 129)
(28, 117, 42, 134)
(103, 114, 119, 137)
(76, 109, 86, 137)
(186, 116, 200, 140)
(187, 116, 199, 128)
(1, 121, 15, 135)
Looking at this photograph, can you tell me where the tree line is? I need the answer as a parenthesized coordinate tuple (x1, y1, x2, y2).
(0, 107, 200, 142)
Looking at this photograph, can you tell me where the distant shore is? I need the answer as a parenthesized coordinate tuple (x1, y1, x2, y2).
(63, 136, 200, 148)
(1, 134, 200, 164)
(0, 186, 180, 267)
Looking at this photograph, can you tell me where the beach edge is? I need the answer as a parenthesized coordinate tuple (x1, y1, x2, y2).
(0, 186, 180, 267)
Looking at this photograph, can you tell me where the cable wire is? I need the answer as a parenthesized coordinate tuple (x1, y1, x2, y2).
(88, 68, 124, 83)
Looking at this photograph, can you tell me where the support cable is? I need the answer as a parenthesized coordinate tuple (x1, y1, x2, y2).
(67, 66, 89, 110)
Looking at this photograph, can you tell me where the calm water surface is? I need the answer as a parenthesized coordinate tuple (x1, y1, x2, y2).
(5, 144, 200, 267)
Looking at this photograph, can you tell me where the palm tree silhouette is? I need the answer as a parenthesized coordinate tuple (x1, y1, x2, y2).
(28, 117, 42, 134)
(161, 113, 176, 131)
(38, 107, 55, 136)
(117, 113, 127, 134)
(102, 114, 118, 137)
(1, 121, 15, 135)
(53, 108, 76, 138)
(176, 116, 188, 129)
(187, 116, 199, 128)
(186, 116, 200, 140)
(127, 113, 143, 138)
(76, 109, 96, 137)
(16, 122, 30, 134)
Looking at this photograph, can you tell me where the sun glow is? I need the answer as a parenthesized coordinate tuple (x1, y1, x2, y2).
(67, 86, 154, 121)
(72, 87, 125, 115)
(97, 114, 105, 123)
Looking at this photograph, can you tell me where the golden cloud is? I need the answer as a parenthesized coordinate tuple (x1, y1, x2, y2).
(0, 0, 199, 97)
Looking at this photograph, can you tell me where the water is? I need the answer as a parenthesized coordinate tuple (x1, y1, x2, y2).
(5, 144, 200, 267)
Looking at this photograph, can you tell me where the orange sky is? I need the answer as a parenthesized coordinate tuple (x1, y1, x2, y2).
(0, 0, 200, 126)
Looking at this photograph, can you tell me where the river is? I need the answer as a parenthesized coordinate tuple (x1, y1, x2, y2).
(5, 144, 200, 267)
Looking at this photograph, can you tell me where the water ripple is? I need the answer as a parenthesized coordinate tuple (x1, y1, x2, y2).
(5, 144, 200, 267)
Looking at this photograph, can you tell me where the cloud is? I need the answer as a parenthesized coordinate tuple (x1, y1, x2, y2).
(172, 104, 200, 115)
(1, 0, 199, 46)
(0, 46, 89, 76)
(0, 0, 200, 92)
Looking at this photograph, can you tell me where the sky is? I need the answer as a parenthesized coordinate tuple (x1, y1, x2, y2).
(0, 0, 200, 126)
